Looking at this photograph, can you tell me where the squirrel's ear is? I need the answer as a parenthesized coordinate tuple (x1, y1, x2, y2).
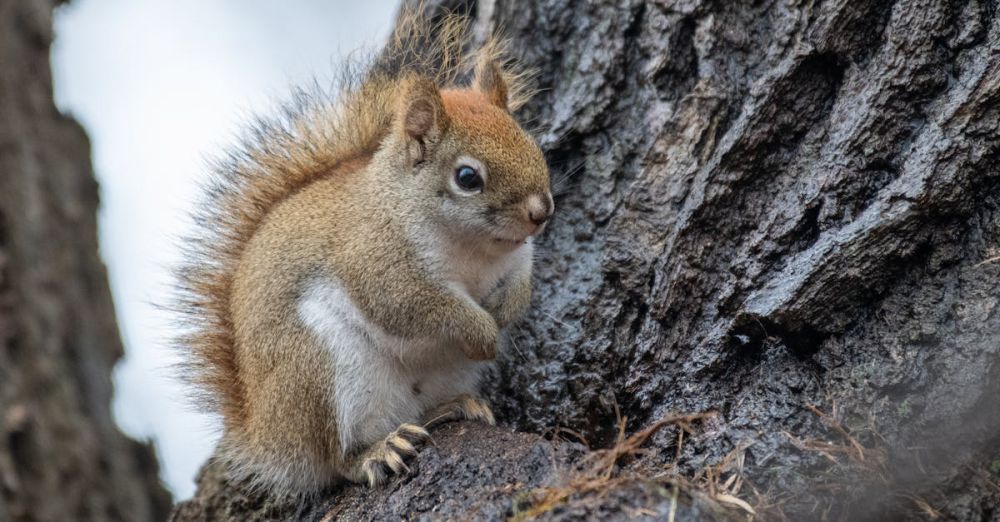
(473, 57, 508, 110)
(398, 77, 448, 164)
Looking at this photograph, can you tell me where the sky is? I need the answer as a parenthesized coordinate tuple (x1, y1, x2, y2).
(51, 0, 397, 499)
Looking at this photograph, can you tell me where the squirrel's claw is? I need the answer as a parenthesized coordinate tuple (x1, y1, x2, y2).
(361, 457, 387, 487)
(459, 396, 496, 425)
(387, 434, 417, 456)
(422, 395, 496, 429)
(358, 423, 431, 487)
(396, 423, 431, 440)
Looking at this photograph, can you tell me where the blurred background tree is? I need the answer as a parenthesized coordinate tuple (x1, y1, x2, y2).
(0, 0, 169, 519)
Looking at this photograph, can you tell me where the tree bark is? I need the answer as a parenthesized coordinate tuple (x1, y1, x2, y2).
(174, 0, 1000, 520)
(0, 1, 172, 520)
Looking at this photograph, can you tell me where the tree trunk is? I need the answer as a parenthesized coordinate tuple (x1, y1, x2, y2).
(174, 0, 1000, 520)
(0, 1, 172, 520)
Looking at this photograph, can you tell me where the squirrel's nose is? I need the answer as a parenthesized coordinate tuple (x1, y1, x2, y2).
(526, 193, 554, 226)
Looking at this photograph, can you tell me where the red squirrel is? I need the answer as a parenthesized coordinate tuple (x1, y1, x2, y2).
(173, 9, 553, 496)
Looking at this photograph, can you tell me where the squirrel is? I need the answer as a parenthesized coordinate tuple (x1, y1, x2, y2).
(172, 8, 553, 497)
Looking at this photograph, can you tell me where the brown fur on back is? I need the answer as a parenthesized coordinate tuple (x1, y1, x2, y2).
(170, 7, 533, 433)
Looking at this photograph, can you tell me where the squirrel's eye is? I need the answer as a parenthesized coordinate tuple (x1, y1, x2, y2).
(454, 165, 484, 193)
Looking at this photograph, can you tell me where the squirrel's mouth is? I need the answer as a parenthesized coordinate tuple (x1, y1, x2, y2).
(492, 236, 527, 247)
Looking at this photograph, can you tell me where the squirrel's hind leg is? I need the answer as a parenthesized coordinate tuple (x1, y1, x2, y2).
(344, 423, 430, 487)
(421, 394, 496, 429)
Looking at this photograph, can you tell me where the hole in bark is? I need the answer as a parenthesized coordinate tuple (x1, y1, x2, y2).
(729, 313, 769, 355)
(731, 313, 828, 359)
(775, 320, 826, 358)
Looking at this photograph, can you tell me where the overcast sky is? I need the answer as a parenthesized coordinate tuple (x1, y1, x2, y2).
(51, 0, 397, 499)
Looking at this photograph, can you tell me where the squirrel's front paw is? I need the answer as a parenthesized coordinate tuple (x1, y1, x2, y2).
(458, 314, 499, 361)
(460, 339, 498, 361)
(358, 423, 431, 487)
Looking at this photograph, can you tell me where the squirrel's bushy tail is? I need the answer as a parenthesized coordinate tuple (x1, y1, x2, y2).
(170, 5, 532, 432)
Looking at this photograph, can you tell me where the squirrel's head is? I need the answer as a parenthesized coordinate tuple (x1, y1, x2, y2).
(388, 58, 552, 251)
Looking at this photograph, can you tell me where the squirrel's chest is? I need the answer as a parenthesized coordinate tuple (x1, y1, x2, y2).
(439, 240, 533, 301)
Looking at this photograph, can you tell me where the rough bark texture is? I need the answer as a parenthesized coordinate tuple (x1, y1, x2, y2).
(173, 421, 737, 522)
(0, 0, 172, 520)
(174, 0, 1000, 520)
